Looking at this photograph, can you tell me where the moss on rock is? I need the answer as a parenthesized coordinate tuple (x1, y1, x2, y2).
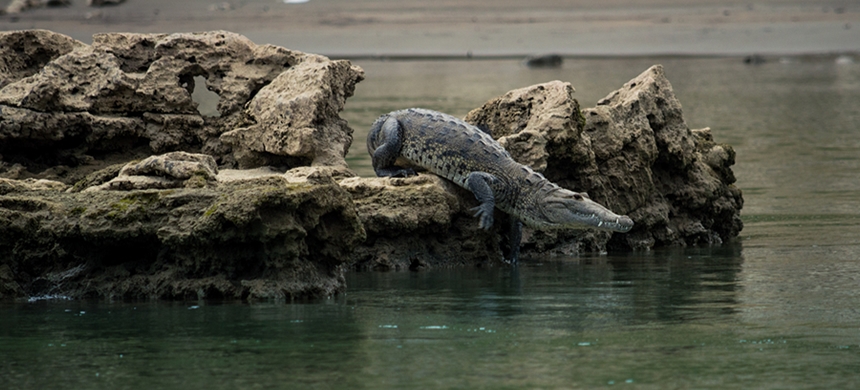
(0, 173, 364, 301)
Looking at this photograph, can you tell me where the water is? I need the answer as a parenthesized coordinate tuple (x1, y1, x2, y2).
(2, 56, 860, 388)
(2, 250, 859, 388)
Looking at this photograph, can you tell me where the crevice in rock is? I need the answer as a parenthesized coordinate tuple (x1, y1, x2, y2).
(244, 78, 272, 108)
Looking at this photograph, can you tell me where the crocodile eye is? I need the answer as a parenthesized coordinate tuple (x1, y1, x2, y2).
(573, 194, 584, 201)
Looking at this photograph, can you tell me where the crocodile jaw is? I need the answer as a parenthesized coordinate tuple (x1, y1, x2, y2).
(528, 187, 634, 232)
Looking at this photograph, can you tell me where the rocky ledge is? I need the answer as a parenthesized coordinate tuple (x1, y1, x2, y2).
(0, 30, 742, 301)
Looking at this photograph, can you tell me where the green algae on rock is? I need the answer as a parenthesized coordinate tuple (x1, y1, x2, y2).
(0, 169, 364, 301)
(0, 29, 366, 301)
(0, 29, 743, 301)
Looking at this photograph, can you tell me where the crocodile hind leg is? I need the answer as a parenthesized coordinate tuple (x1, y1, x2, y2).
(370, 116, 416, 177)
(465, 171, 497, 230)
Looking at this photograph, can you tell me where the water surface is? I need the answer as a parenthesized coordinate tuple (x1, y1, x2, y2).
(2, 56, 859, 388)
(2, 247, 858, 389)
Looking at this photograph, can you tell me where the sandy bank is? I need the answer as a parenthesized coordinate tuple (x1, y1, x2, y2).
(1, 0, 858, 57)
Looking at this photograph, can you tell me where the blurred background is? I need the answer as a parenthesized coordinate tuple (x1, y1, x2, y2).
(1, 0, 858, 57)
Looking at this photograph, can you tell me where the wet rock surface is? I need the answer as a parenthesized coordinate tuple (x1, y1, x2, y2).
(342, 174, 504, 271)
(0, 30, 742, 301)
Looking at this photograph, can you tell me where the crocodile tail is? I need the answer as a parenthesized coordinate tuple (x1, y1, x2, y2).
(367, 114, 389, 156)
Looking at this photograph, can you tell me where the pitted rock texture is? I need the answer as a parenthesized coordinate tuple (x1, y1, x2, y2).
(0, 30, 364, 184)
(342, 174, 505, 271)
(220, 59, 361, 169)
(466, 65, 742, 253)
(0, 29, 743, 300)
(0, 167, 366, 301)
(83, 151, 219, 191)
(465, 80, 587, 173)
(0, 30, 83, 89)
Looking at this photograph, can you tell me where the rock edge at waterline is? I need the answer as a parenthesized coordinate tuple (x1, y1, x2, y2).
(0, 30, 742, 300)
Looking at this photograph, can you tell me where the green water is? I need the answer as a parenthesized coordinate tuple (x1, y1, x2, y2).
(3, 56, 860, 388)
(2, 247, 859, 389)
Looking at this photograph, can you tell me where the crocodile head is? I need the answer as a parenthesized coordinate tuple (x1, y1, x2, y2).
(523, 185, 634, 232)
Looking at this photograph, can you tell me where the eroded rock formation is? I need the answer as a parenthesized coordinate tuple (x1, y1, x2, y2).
(0, 29, 743, 301)
(0, 160, 365, 301)
(0, 30, 365, 300)
(0, 29, 363, 184)
(465, 65, 743, 253)
(343, 174, 503, 271)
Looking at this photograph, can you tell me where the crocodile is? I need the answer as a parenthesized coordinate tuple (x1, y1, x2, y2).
(367, 108, 633, 263)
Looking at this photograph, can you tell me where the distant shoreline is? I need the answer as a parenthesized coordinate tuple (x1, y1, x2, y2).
(323, 52, 859, 62)
(2, 0, 858, 58)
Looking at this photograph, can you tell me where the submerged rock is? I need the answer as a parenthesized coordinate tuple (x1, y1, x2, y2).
(523, 54, 564, 68)
(88, 0, 125, 6)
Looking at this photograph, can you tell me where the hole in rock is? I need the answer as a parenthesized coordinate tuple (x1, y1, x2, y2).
(190, 75, 221, 117)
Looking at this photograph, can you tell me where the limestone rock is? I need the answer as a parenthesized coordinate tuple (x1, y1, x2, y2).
(66, 163, 126, 193)
(0, 30, 364, 184)
(465, 65, 743, 253)
(0, 171, 365, 301)
(0, 178, 68, 195)
(84, 152, 219, 191)
(119, 151, 218, 179)
(464, 80, 610, 255)
(465, 80, 587, 172)
(220, 59, 364, 168)
(584, 65, 742, 248)
(283, 166, 356, 185)
(0, 28, 744, 298)
(0, 30, 84, 89)
(0, 264, 25, 299)
(342, 174, 505, 270)
(216, 167, 285, 183)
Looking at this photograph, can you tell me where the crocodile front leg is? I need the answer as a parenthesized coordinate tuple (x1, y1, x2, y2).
(465, 171, 497, 230)
(370, 116, 416, 177)
(467, 172, 522, 264)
